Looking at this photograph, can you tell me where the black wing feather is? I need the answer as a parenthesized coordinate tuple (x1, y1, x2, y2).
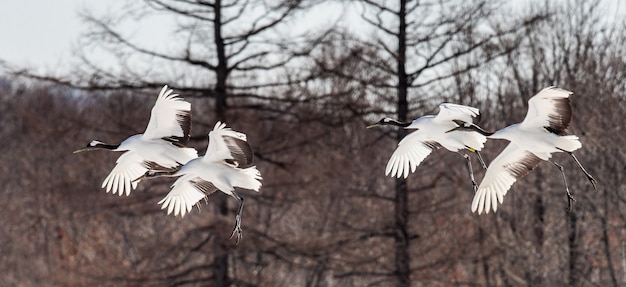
(223, 135, 254, 167)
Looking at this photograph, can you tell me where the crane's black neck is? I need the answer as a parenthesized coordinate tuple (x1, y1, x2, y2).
(379, 118, 412, 128)
(90, 141, 120, 150)
(450, 120, 494, 136)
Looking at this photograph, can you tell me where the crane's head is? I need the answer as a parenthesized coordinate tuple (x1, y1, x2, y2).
(367, 118, 411, 129)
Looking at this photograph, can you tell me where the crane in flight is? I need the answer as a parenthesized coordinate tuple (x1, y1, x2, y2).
(74, 85, 197, 196)
(464, 87, 597, 214)
(157, 121, 261, 243)
(368, 103, 488, 192)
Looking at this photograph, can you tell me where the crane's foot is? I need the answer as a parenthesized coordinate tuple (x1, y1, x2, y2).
(565, 189, 576, 213)
(229, 215, 243, 244)
(585, 173, 598, 190)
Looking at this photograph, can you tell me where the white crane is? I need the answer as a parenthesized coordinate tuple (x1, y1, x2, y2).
(74, 85, 198, 196)
(157, 121, 262, 243)
(367, 103, 488, 192)
(468, 87, 597, 214)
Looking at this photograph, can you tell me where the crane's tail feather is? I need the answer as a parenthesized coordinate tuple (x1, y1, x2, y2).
(235, 166, 263, 192)
(557, 135, 582, 152)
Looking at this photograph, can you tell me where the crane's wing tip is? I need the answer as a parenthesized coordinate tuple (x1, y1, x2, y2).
(158, 85, 171, 96)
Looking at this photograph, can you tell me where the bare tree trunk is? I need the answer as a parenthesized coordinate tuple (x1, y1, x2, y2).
(213, 1, 231, 285)
(214, 0, 228, 122)
(394, 177, 410, 287)
(394, 1, 410, 286)
(531, 176, 545, 286)
(602, 185, 619, 287)
(475, 225, 491, 286)
(567, 211, 579, 285)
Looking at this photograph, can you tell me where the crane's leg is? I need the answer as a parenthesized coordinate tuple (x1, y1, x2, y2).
(475, 150, 487, 169)
(229, 192, 245, 244)
(561, 150, 597, 190)
(550, 160, 576, 212)
(458, 152, 478, 193)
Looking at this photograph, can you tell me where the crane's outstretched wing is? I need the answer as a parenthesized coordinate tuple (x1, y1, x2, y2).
(385, 131, 441, 178)
(143, 85, 192, 146)
(102, 152, 149, 196)
(471, 144, 542, 214)
(158, 175, 216, 217)
(521, 86, 572, 135)
(203, 121, 254, 166)
(435, 103, 481, 124)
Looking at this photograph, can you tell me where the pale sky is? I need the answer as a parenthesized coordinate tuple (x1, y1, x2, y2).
(0, 0, 98, 71)
(0, 0, 623, 76)
(0, 0, 349, 75)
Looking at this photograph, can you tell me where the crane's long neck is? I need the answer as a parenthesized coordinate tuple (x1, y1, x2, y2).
(451, 121, 494, 136)
(488, 124, 518, 140)
(384, 119, 412, 128)
(90, 140, 120, 150)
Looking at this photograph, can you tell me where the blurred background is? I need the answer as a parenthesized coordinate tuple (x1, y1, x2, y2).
(1, 0, 625, 286)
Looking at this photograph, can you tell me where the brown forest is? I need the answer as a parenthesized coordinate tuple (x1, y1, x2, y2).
(1, 0, 625, 286)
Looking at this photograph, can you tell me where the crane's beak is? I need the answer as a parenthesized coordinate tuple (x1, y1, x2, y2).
(73, 147, 96, 154)
(445, 126, 461, 133)
(366, 123, 380, 129)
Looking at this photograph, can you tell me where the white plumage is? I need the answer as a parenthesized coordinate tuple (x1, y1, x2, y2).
(74, 85, 197, 196)
(157, 121, 262, 242)
(368, 103, 488, 191)
(471, 87, 597, 214)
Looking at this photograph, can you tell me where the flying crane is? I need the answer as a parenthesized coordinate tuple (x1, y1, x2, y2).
(465, 87, 597, 214)
(74, 85, 198, 196)
(157, 121, 262, 243)
(368, 103, 488, 192)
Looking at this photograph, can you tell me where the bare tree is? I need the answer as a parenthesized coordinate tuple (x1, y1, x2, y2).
(321, 0, 546, 285)
(0, 1, 328, 285)
(464, 0, 626, 286)
(63, 1, 323, 285)
(2, 0, 625, 286)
